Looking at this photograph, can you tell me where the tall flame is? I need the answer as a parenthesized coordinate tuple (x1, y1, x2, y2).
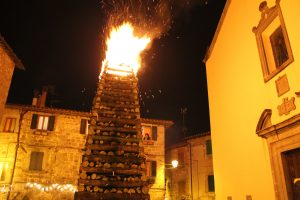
(100, 23, 151, 78)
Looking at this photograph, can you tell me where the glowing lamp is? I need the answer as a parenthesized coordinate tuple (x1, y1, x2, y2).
(171, 160, 178, 168)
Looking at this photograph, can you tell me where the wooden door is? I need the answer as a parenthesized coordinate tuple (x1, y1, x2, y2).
(282, 148, 300, 200)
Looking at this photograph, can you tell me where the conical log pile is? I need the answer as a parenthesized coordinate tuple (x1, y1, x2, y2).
(75, 67, 150, 200)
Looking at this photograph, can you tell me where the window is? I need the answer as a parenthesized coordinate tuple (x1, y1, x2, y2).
(29, 152, 44, 171)
(146, 160, 157, 177)
(30, 114, 55, 131)
(152, 126, 157, 140)
(206, 140, 212, 155)
(37, 116, 49, 130)
(0, 162, 8, 181)
(208, 175, 215, 192)
(253, 1, 293, 82)
(142, 125, 158, 141)
(80, 119, 88, 134)
(3, 117, 16, 132)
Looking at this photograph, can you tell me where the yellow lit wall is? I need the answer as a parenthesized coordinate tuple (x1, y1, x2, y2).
(142, 123, 167, 200)
(206, 0, 300, 199)
(0, 107, 21, 199)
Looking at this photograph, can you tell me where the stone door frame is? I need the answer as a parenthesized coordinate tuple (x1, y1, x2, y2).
(257, 113, 300, 200)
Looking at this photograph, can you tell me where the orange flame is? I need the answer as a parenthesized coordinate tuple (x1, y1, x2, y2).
(100, 23, 151, 78)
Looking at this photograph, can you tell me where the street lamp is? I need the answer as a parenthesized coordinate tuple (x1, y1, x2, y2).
(165, 160, 179, 169)
(171, 160, 178, 168)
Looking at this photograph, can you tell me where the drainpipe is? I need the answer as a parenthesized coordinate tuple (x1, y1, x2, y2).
(7, 109, 27, 200)
(188, 142, 193, 200)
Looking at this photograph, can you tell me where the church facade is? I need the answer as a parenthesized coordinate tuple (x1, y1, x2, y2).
(205, 0, 300, 199)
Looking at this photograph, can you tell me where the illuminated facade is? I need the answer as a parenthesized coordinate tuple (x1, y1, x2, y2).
(0, 104, 89, 200)
(205, 0, 300, 199)
(0, 103, 171, 200)
(165, 133, 214, 200)
(141, 119, 173, 200)
(0, 36, 24, 122)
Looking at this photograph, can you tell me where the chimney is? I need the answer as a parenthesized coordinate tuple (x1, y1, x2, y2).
(39, 86, 48, 107)
(32, 89, 39, 106)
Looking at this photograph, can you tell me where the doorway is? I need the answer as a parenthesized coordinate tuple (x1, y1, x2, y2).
(282, 148, 300, 200)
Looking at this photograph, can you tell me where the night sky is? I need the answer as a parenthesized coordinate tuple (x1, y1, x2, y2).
(1, 0, 225, 146)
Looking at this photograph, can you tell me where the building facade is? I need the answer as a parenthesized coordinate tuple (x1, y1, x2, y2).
(141, 118, 173, 200)
(0, 104, 171, 200)
(165, 133, 214, 200)
(0, 36, 24, 122)
(0, 104, 89, 200)
(205, 0, 300, 199)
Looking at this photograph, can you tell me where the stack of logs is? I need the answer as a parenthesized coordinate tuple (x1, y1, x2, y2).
(75, 69, 150, 199)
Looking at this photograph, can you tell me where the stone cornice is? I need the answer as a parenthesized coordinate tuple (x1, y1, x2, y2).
(257, 113, 300, 138)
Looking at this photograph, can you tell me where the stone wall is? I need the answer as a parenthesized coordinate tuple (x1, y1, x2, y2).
(1, 106, 170, 200)
(0, 46, 15, 122)
(0, 108, 20, 199)
(1, 105, 88, 200)
(142, 124, 166, 200)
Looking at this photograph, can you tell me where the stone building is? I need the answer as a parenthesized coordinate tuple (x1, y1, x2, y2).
(205, 0, 300, 199)
(0, 103, 172, 200)
(0, 35, 24, 122)
(0, 103, 89, 200)
(141, 118, 173, 200)
(165, 132, 214, 200)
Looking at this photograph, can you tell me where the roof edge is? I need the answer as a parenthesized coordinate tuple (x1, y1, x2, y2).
(140, 118, 174, 128)
(166, 131, 211, 150)
(5, 104, 175, 124)
(5, 103, 91, 117)
(0, 35, 25, 70)
(203, 0, 231, 63)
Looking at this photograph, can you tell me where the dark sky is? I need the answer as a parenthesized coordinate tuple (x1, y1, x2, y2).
(1, 0, 225, 146)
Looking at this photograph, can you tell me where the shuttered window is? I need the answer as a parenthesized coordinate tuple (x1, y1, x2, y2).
(47, 116, 55, 131)
(208, 175, 215, 192)
(29, 152, 44, 171)
(30, 114, 38, 129)
(206, 140, 212, 155)
(146, 160, 157, 177)
(80, 119, 87, 134)
(3, 118, 16, 132)
(31, 114, 55, 131)
(152, 126, 157, 141)
(151, 161, 157, 177)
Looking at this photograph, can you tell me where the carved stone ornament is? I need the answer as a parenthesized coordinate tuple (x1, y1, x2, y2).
(277, 97, 296, 116)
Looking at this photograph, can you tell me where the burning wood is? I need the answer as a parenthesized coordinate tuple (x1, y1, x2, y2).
(100, 23, 150, 78)
(75, 23, 151, 200)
